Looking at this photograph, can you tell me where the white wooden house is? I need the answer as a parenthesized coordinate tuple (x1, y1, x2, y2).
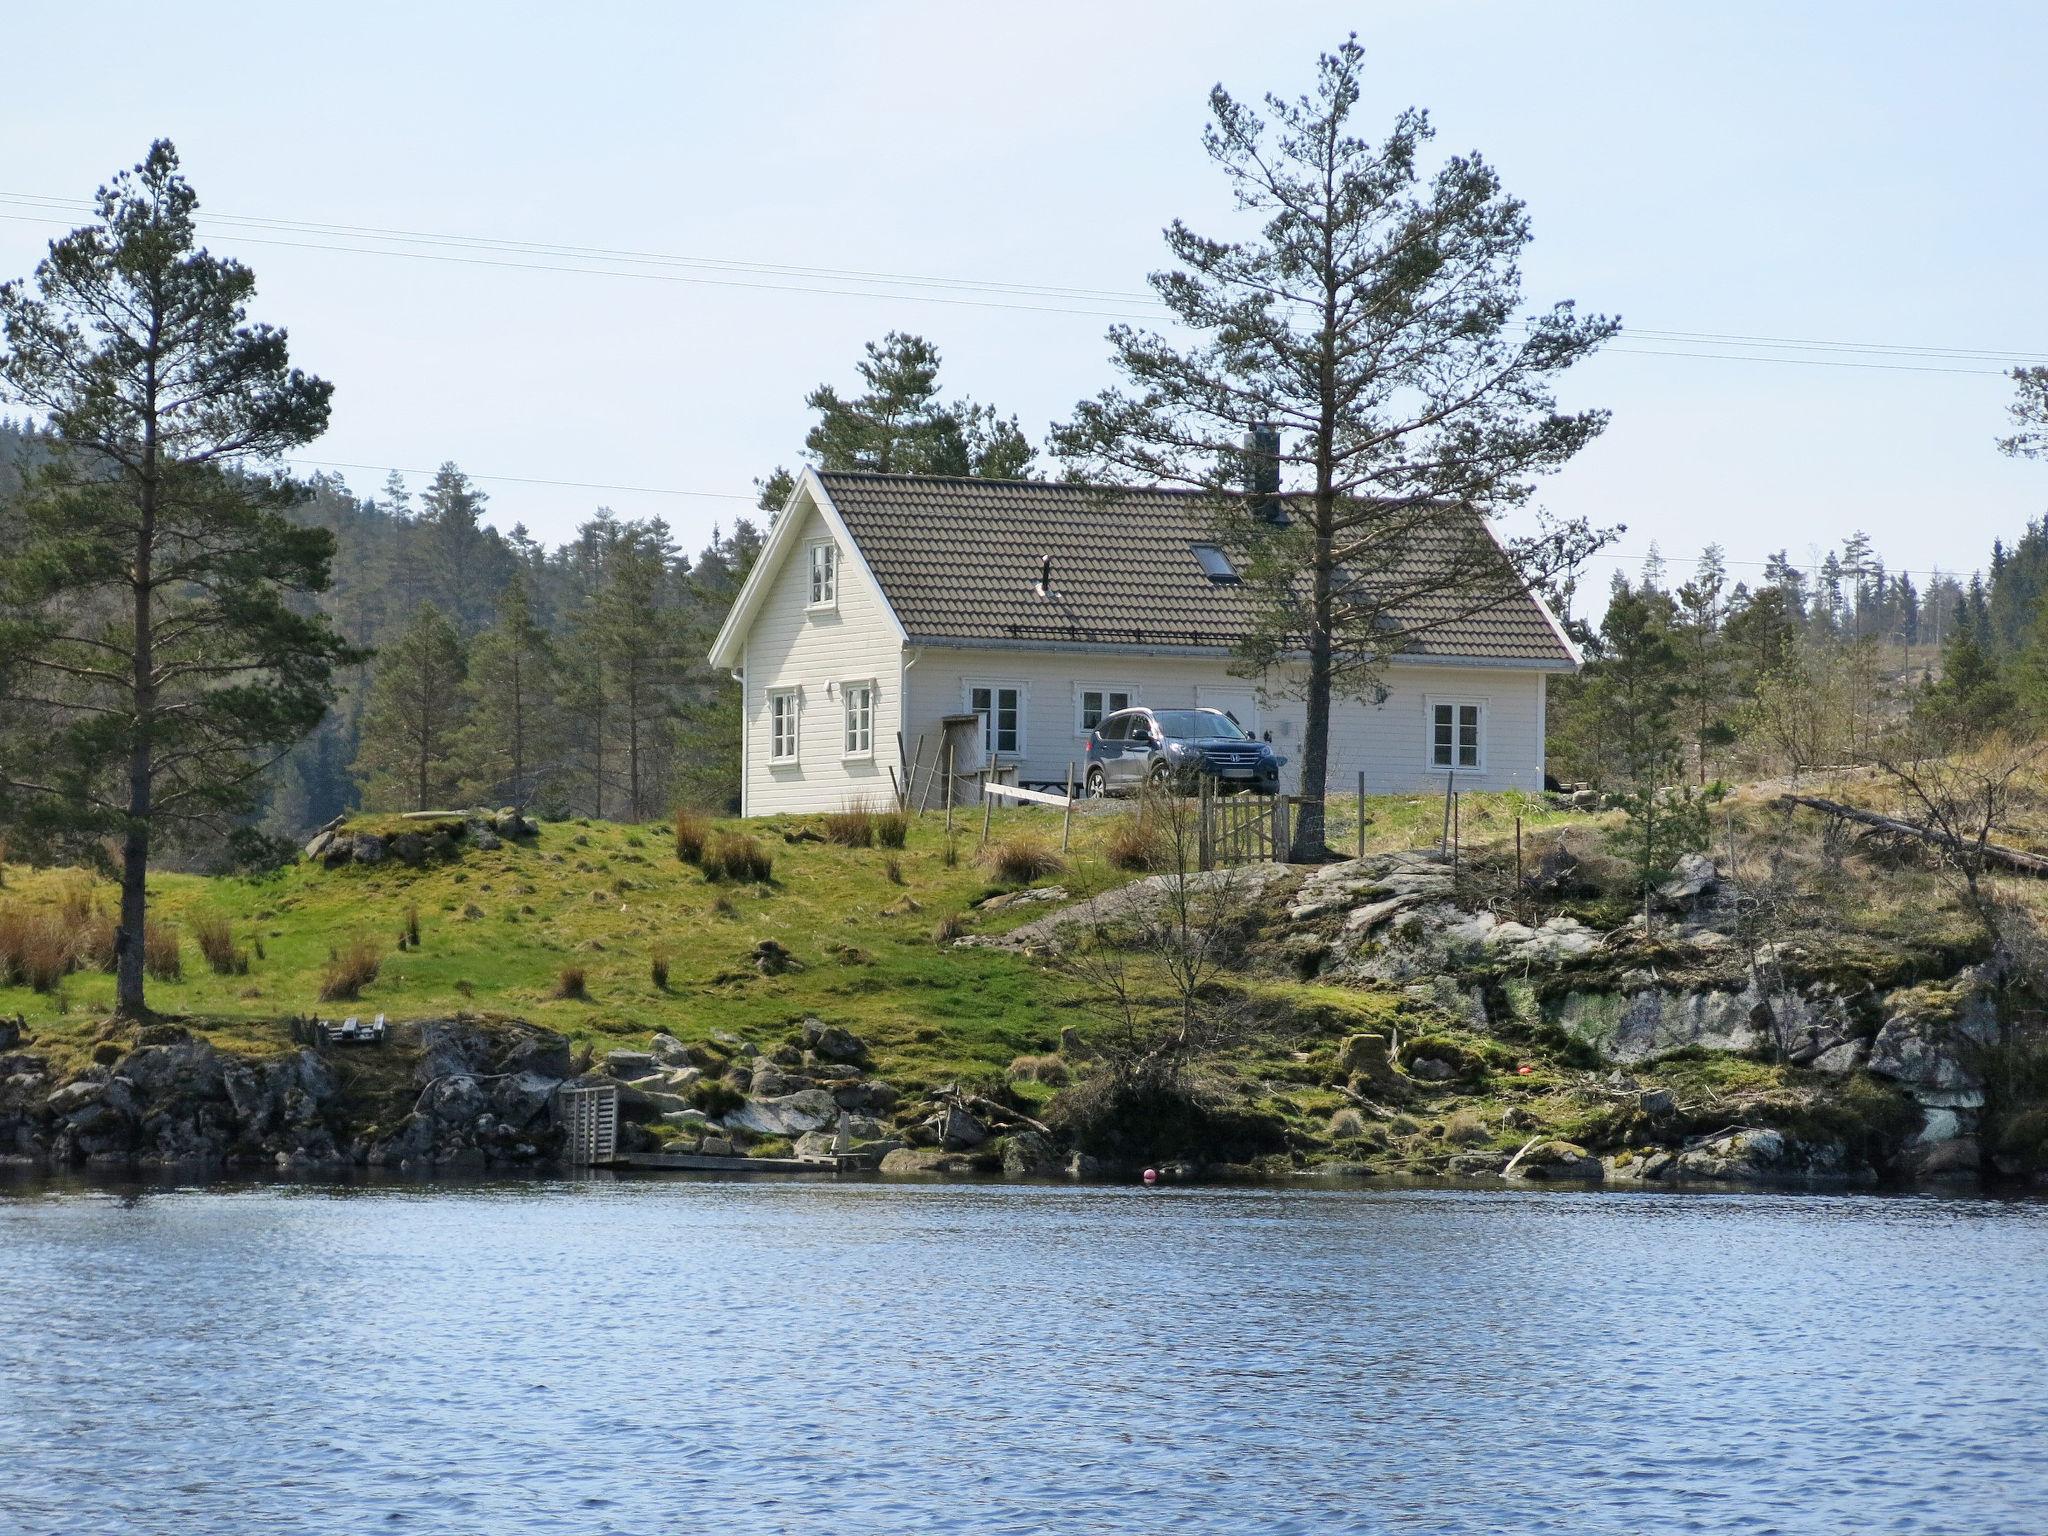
(706, 470, 1579, 816)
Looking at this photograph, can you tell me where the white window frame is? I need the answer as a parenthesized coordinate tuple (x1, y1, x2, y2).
(768, 687, 802, 765)
(806, 540, 838, 611)
(964, 679, 1026, 759)
(1425, 696, 1487, 773)
(841, 679, 876, 760)
(1074, 683, 1137, 738)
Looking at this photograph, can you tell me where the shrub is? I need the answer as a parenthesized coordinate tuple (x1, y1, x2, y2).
(674, 807, 711, 865)
(883, 857, 904, 886)
(143, 921, 182, 981)
(1008, 1053, 1071, 1087)
(73, 909, 117, 974)
(942, 837, 960, 869)
(932, 912, 968, 945)
(319, 937, 381, 1001)
(193, 913, 249, 976)
(1328, 1107, 1367, 1139)
(403, 904, 421, 948)
(1103, 814, 1164, 871)
(690, 1078, 744, 1116)
(821, 801, 875, 848)
(0, 906, 70, 992)
(552, 966, 589, 1000)
(983, 834, 1064, 884)
(706, 833, 773, 883)
(650, 949, 671, 989)
(875, 809, 909, 849)
(1443, 1108, 1490, 1145)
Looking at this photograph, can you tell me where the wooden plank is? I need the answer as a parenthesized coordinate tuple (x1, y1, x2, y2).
(982, 781, 1075, 809)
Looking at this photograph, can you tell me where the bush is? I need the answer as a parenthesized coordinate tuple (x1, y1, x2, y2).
(0, 906, 70, 992)
(875, 809, 909, 849)
(319, 937, 381, 1001)
(821, 801, 875, 848)
(1103, 814, 1163, 871)
(674, 808, 711, 865)
(690, 1078, 744, 1116)
(1008, 1053, 1072, 1087)
(1049, 1074, 1288, 1165)
(552, 966, 589, 1000)
(705, 833, 773, 883)
(192, 913, 249, 977)
(403, 904, 421, 948)
(650, 949, 671, 990)
(143, 921, 182, 981)
(942, 837, 960, 869)
(983, 834, 1064, 884)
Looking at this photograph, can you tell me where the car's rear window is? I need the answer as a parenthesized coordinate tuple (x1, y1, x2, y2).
(1152, 710, 1248, 740)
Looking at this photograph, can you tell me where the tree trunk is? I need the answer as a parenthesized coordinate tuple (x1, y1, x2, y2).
(116, 338, 161, 1019)
(1291, 504, 1334, 861)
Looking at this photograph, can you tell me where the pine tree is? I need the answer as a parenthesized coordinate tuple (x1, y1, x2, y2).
(458, 574, 560, 809)
(1674, 545, 1732, 784)
(1053, 38, 1615, 857)
(0, 142, 357, 1016)
(353, 603, 470, 811)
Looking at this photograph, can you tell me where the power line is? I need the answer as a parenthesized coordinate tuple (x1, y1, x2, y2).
(3, 196, 2044, 369)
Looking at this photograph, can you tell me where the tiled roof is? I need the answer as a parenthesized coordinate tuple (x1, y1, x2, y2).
(818, 472, 1575, 666)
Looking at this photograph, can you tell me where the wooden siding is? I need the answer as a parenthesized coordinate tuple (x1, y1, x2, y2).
(739, 495, 905, 816)
(901, 648, 1550, 797)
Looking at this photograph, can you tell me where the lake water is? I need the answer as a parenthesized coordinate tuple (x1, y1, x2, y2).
(2, 1177, 2043, 1535)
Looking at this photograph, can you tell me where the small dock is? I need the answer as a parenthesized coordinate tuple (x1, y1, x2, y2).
(610, 1152, 838, 1174)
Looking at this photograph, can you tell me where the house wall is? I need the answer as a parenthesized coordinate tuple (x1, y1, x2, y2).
(738, 497, 905, 816)
(900, 647, 1553, 798)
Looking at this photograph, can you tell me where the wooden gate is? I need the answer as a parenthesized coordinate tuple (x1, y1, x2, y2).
(1199, 778, 1290, 868)
(557, 1082, 619, 1165)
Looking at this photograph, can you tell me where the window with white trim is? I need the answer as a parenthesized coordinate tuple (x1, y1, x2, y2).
(807, 541, 838, 608)
(1076, 686, 1134, 736)
(969, 683, 1022, 756)
(769, 689, 801, 763)
(842, 681, 874, 758)
(1428, 698, 1485, 771)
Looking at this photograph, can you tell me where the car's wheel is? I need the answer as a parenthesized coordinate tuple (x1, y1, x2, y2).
(1147, 760, 1173, 792)
(1085, 765, 1108, 799)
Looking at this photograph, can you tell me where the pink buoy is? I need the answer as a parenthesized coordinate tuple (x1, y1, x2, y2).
(1517, 1064, 1535, 1075)
(1142, 1168, 1159, 1184)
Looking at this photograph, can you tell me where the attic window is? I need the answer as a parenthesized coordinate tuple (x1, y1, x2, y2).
(1192, 544, 1240, 584)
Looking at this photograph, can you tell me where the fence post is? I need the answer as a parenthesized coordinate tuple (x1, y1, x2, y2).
(1271, 793, 1287, 865)
(981, 753, 998, 848)
(1515, 814, 1524, 917)
(1062, 763, 1075, 853)
(1357, 771, 1366, 861)
(1198, 773, 1215, 872)
(1451, 791, 1461, 880)
(944, 743, 955, 837)
(1440, 769, 1455, 854)
(895, 730, 908, 811)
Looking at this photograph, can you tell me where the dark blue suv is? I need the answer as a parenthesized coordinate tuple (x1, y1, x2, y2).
(1084, 707, 1284, 797)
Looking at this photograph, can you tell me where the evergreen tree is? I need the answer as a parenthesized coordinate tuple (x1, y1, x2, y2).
(1053, 37, 1615, 857)
(458, 574, 560, 809)
(353, 603, 470, 811)
(0, 142, 356, 1016)
(1674, 545, 1733, 784)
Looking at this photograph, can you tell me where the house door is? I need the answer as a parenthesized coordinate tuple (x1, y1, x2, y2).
(1197, 686, 1261, 739)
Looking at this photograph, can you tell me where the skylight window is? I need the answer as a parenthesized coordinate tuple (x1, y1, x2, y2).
(1191, 544, 1240, 583)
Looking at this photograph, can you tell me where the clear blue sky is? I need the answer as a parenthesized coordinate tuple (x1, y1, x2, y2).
(3, 1, 2045, 620)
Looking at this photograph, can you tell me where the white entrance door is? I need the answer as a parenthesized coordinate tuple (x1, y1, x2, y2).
(1196, 686, 1261, 737)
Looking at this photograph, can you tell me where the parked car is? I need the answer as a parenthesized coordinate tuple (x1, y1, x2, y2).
(1083, 706, 1284, 797)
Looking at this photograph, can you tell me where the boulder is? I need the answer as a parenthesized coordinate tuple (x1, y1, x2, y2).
(1865, 1010, 1990, 1104)
(699, 1136, 734, 1157)
(648, 1032, 692, 1067)
(604, 1050, 657, 1080)
(1509, 1140, 1604, 1180)
(1000, 1130, 1061, 1177)
(725, 1089, 840, 1137)
(933, 1104, 987, 1150)
(880, 1146, 980, 1176)
(1656, 852, 1718, 906)
(833, 1079, 900, 1114)
(353, 833, 387, 865)
(801, 1018, 868, 1065)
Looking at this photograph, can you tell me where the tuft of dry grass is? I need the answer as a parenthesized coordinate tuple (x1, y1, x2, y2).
(705, 833, 774, 883)
(821, 801, 875, 848)
(874, 809, 909, 849)
(0, 906, 71, 992)
(1328, 1107, 1367, 1139)
(932, 911, 968, 946)
(403, 904, 422, 948)
(192, 913, 249, 976)
(983, 834, 1064, 884)
(318, 937, 380, 1001)
(551, 965, 589, 1000)
(1007, 1053, 1071, 1086)
(143, 920, 182, 981)
(674, 807, 711, 865)
(1102, 814, 1164, 871)
(883, 856, 904, 886)
(650, 949, 671, 990)
(1443, 1107, 1490, 1145)
(941, 837, 960, 869)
